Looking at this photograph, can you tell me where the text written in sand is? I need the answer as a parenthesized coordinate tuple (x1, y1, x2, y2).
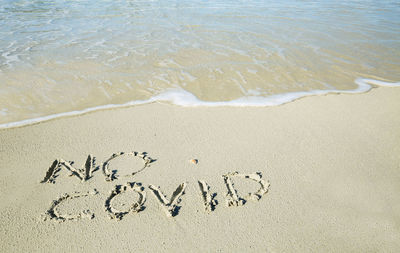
(40, 152, 270, 222)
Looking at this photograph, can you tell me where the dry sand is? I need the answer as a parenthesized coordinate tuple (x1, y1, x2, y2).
(0, 87, 399, 252)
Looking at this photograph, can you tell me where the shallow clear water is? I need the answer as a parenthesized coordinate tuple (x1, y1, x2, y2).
(0, 0, 399, 125)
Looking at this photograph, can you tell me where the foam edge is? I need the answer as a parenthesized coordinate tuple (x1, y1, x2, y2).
(0, 78, 399, 129)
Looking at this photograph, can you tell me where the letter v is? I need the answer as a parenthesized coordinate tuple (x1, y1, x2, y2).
(148, 183, 187, 217)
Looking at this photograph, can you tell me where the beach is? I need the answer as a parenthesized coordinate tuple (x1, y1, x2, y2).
(1, 86, 399, 252)
(1, 0, 400, 252)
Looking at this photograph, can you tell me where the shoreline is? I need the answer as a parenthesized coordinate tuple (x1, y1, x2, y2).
(1, 77, 399, 130)
(0, 86, 399, 252)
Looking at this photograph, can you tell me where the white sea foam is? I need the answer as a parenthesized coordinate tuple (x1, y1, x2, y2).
(0, 78, 398, 129)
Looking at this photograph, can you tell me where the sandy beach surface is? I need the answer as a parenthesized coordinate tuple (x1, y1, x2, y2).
(0, 87, 399, 252)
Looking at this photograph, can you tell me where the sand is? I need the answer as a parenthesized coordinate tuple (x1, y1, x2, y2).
(0, 87, 399, 252)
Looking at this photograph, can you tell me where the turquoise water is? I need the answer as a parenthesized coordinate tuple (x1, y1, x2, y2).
(0, 0, 399, 126)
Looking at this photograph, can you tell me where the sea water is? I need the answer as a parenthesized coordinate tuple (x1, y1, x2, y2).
(0, 0, 399, 127)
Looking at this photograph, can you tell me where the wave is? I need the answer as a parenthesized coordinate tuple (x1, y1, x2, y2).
(0, 78, 399, 129)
